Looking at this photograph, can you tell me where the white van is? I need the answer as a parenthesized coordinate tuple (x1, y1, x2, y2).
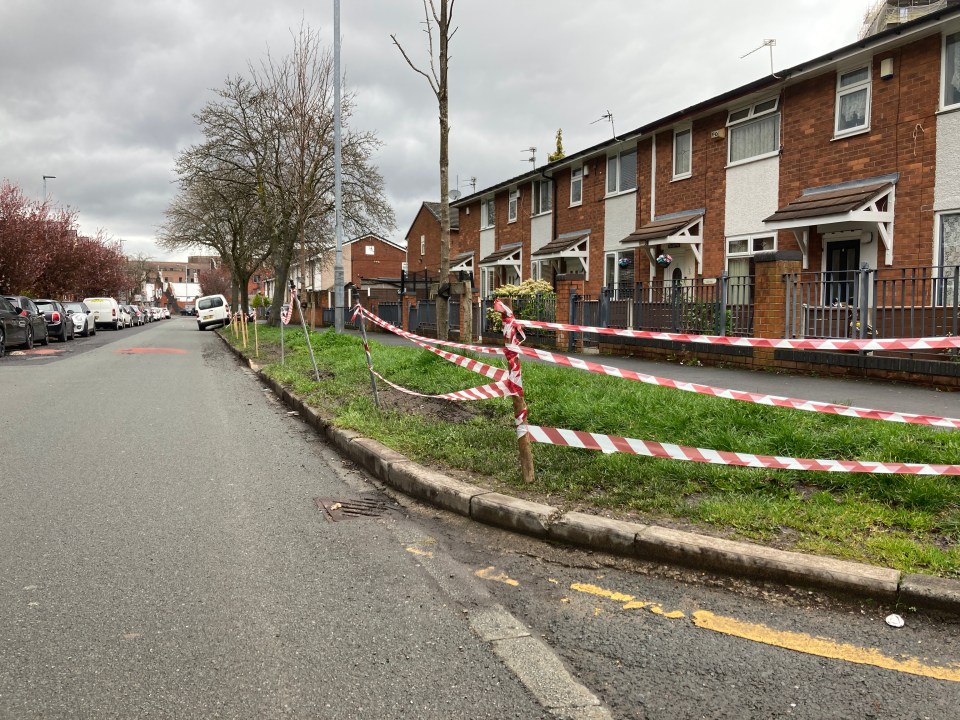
(196, 294, 231, 330)
(82, 297, 122, 330)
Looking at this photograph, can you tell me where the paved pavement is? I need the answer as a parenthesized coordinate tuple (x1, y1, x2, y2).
(304, 327, 960, 613)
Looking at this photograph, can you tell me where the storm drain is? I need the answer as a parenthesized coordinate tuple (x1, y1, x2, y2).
(314, 496, 390, 522)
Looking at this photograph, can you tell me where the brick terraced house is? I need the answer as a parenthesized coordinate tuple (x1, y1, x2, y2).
(440, 6, 960, 351)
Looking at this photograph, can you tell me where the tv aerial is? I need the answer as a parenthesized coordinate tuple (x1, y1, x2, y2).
(591, 110, 616, 139)
(741, 39, 781, 78)
(521, 147, 536, 167)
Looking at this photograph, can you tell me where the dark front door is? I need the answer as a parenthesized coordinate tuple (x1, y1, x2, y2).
(825, 240, 860, 305)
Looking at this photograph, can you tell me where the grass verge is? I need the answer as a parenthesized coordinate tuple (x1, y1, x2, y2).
(226, 324, 960, 577)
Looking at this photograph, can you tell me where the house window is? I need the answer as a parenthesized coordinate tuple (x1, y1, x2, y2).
(420, 234, 425, 255)
(727, 97, 780, 164)
(726, 234, 775, 303)
(835, 66, 871, 136)
(673, 127, 692, 179)
(481, 268, 494, 297)
(944, 31, 960, 110)
(532, 180, 552, 215)
(606, 148, 637, 194)
(604, 251, 635, 295)
(508, 189, 518, 222)
(938, 213, 960, 305)
(482, 197, 496, 229)
(570, 167, 583, 206)
(365, 245, 375, 256)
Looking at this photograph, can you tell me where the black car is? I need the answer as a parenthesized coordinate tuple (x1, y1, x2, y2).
(0, 295, 31, 357)
(2, 295, 49, 350)
(34, 299, 74, 342)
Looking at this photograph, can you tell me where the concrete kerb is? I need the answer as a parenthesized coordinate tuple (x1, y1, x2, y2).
(217, 332, 960, 615)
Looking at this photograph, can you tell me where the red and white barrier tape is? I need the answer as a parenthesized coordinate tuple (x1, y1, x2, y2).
(493, 299, 529, 437)
(508, 344, 960, 430)
(526, 425, 960, 476)
(354, 304, 960, 429)
(371, 371, 515, 401)
(511, 318, 960, 352)
(354, 305, 501, 355)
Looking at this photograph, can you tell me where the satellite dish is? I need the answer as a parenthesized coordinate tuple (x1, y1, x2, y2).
(448, 189, 462, 201)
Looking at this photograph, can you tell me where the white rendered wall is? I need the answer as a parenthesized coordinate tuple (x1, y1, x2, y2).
(604, 193, 636, 251)
(724, 156, 780, 237)
(531, 214, 552, 253)
(934, 111, 960, 212)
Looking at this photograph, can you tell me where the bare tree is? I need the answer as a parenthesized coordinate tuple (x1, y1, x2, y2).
(167, 24, 394, 325)
(392, 0, 456, 340)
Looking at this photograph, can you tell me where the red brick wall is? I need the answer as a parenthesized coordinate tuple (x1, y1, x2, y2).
(350, 237, 406, 285)
(778, 35, 940, 267)
(404, 206, 461, 277)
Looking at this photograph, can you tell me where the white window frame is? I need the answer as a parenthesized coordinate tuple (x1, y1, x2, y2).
(724, 234, 777, 271)
(936, 211, 960, 306)
(532, 179, 552, 216)
(672, 126, 692, 180)
(606, 148, 638, 195)
(365, 245, 375, 256)
(726, 97, 780, 166)
(834, 65, 871, 137)
(603, 251, 635, 288)
(943, 30, 960, 111)
(481, 197, 496, 229)
(570, 167, 583, 207)
(508, 189, 518, 223)
(420, 234, 425, 256)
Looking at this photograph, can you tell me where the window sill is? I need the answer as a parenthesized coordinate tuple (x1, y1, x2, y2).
(604, 188, 637, 200)
(507, 218, 517, 224)
(832, 127, 870, 141)
(530, 210, 552, 219)
(725, 151, 779, 169)
(671, 173, 692, 183)
(569, 201, 583, 208)
(937, 104, 960, 116)
(480, 226, 495, 232)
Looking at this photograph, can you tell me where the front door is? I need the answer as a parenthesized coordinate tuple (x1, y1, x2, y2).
(825, 240, 860, 305)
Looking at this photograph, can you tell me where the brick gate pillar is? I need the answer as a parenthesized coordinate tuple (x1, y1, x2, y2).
(555, 274, 585, 350)
(752, 250, 802, 365)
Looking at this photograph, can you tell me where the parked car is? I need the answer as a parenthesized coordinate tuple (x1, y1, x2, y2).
(196, 294, 230, 330)
(83, 297, 123, 330)
(126, 305, 143, 326)
(117, 305, 131, 328)
(3, 295, 49, 348)
(34, 299, 74, 342)
(0, 295, 32, 356)
(64, 301, 96, 337)
(162, 307, 171, 319)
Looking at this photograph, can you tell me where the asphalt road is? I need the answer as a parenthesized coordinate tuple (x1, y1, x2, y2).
(2, 318, 959, 719)
(0, 319, 559, 719)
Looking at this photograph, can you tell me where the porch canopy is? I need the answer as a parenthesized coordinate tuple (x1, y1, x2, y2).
(479, 242, 522, 278)
(531, 230, 590, 275)
(450, 250, 474, 273)
(620, 210, 703, 273)
(763, 175, 897, 268)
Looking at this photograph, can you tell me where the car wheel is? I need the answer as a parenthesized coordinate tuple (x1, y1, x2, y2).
(39, 327, 49, 346)
(90, 323, 96, 336)
(114, 320, 120, 330)
(59, 326, 67, 342)
(0, 326, 5, 358)
(24, 326, 34, 350)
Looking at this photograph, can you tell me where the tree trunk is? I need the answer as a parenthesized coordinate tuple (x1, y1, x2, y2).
(436, 0, 451, 341)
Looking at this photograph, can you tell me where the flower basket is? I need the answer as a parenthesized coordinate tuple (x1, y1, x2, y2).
(655, 253, 673, 267)
(617, 257, 633, 268)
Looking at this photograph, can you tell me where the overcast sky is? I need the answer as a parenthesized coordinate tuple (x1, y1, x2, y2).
(0, 1, 865, 261)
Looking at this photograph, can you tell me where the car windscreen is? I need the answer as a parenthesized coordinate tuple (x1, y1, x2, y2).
(64, 303, 85, 312)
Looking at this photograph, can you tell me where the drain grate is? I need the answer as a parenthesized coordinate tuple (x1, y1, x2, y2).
(314, 496, 389, 522)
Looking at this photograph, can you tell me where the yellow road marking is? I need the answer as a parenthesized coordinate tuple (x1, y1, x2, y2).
(570, 583, 685, 619)
(475, 566, 520, 586)
(693, 611, 960, 683)
(406, 547, 434, 558)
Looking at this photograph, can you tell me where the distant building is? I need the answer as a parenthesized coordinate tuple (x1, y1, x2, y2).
(860, 0, 960, 38)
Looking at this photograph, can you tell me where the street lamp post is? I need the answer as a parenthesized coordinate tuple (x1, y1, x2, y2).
(42, 175, 56, 200)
